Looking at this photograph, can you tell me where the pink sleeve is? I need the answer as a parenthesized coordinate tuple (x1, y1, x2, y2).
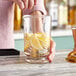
(23, 0, 47, 15)
(0, 0, 14, 49)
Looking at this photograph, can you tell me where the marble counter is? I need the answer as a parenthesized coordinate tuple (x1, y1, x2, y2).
(0, 49, 76, 76)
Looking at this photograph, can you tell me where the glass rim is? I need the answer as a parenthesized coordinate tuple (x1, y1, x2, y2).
(23, 15, 51, 19)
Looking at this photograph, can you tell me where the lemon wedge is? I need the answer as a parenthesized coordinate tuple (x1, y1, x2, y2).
(24, 41, 30, 51)
(24, 33, 50, 51)
(38, 33, 50, 49)
(30, 34, 43, 50)
(24, 33, 33, 51)
(24, 33, 33, 41)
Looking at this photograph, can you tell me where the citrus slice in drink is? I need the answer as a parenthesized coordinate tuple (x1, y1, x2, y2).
(38, 33, 50, 49)
(30, 34, 43, 50)
(24, 33, 33, 51)
(24, 33, 33, 41)
(24, 41, 30, 51)
(31, 47, 39, 58)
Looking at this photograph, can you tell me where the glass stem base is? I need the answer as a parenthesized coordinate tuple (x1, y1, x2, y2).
(25, 55, 49, 64)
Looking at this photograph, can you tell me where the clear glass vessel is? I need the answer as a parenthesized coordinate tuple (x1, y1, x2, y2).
(23, 15, 51, 63)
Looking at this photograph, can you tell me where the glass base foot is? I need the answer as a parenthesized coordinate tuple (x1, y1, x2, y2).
(25, 56, 49, 64)
(66, 51, 76, 63)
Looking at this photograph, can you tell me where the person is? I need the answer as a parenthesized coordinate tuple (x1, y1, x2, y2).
(0, 0, 56, 62)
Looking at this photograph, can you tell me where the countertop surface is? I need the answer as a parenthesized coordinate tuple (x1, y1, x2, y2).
(0, 49, 76, 76)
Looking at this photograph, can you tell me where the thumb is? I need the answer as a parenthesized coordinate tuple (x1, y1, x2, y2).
(47, 40, 56, 62)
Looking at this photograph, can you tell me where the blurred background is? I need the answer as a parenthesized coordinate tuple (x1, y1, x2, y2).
(14, 0, 76, 51)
